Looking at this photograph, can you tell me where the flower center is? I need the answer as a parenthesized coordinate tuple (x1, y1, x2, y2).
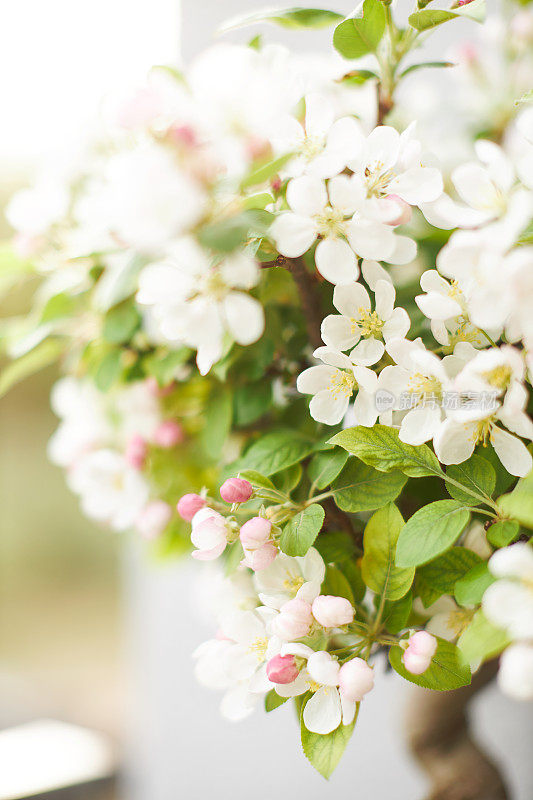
(471, 417, 494, 446)
(301, 134, 324, 161)
(307, 679, 322, 693)
(249, 636, 268, 662)
(364, 164, 395, 197)
(315, 206, 345, 238)
(408, 374, 443, 404)
(283, 573, 305, 595)
(202, 270, 228, 301)
(482, 365, 512, 391)
(328, 369, 356, 399)
(354, 308, 384, 338)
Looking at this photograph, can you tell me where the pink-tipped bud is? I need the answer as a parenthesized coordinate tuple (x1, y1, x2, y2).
(241, 542, 278, 571)
(266, 654, 300, 685)
(272, 598, 313, 640)
(271, 177, 282, 193)
(239, 516, 271, 549)
(169, 124, 197, 147)
(220, 478, 254, 504)
(125, 434, 147, 470)
(153, 420, 184, 448)
(402, 631, 437, 675)
(312, 595, 354, 628)
(136, 500, 172, 539)
(177, 493, 206, 522)
(384, 194, 412, 226)
(338, 658, 374, 702)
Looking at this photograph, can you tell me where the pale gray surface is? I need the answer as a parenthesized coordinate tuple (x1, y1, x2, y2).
(124, 554, 533, 800)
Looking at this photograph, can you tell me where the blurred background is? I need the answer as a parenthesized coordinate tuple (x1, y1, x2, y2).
(1, 2, 533, 799)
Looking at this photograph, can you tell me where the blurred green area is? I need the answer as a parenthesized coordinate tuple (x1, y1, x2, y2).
(0, 175, 122, 737)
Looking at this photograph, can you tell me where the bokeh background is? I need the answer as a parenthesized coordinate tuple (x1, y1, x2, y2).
(2, 2, 533, 799)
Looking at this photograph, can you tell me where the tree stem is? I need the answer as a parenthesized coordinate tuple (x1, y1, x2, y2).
(285, 256, 323, 350)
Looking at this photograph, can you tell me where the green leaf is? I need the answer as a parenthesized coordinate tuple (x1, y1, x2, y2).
(454, 563, 495, 607)
(340, 68, 379, 85)
(416, 547, 482, 607)
(202, 385, 233, 459)
(240, 430, 315, 476)
(219, 7, 343, 33)
(94, 349, 122, 391)
(237, 469, 275, 491)
(198, 210, 273, 253)
(446, 455, 496, 505)
(143, 347, 191, 386)
(396, 500, 471, 568)
(331, 459, 407, 513)
(0, 339, 64, 397)
(408, 0, 485, 31)
(241, 153, 294, 189)
(487, 519, 520, 548)
(265, 690, 289, 712)
(308, 449, 349, 491)
(339, 560, 366, 602)
(382, 591, 413, 634)
(458, 610, 510, 664)
(314, 530, 356, 564)
(280, 504, 325, 556)
(39, 292, 77, 324)
(333, 0, 386, 59)
(390, 637, 471, 690)
(399, 61, 455, 77)
(274, 463, 302, 493)
(234, 381, 272, 426)
(103, 302, 141, 345)
(361, 504, 414, 600)
(498, 468, 533, 530)
(330, 425, 443, 479)
(301, 705, 356, 779)
(321, 564, 355, 605)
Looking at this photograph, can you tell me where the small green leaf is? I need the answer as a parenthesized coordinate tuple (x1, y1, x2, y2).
(308, 449, 349, 491)
(454, 562, 495, 607)
(315, 530, 356, 564)
(94, 349, 122, 391)
(202, 385, 233, 459)
(446, 454, 496, 505)
(219, 7, 343, 33)
(389, 637, 471, 690)
(301, 702, 356, 779)
(265, 690, 289, 712)
(280, 504, 325, 556)
(399, 61, 455, 77)
(331, 459, 407, 513)
(198, 210, 273, 253)
(487, 519, 520, 548)
(416, 547, 482, 607)
(321, 564, 355, 605)
(498, 468, 533, 530)
(361, 504, 414, 600)
(143, 347, 191, 386)
(103, 302, 141, 345)
(234, 381, 272, 426)
(382, 591, 413, 634)
(458, 610, 510, 664)
(396, 500, 471, 567)
(408, 0, 485, 31)
(241, 153, 294, 189)
(239, 431, 315, 476)
(333, 0, 386, 59)
(274, 463, 303, 493)
(237, 469, 275, 490)
(330, 425, 443, 479)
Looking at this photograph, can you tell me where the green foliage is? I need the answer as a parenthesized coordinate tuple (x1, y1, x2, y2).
(321, 564, 355, 604)
(333, 0, 386, 59)
(454, 562, 495, 607)
(361, 504, 414, 600)
(382, 591, 413, 635)
(265, 690, 289, 712)
(220, 7, 343, 33)
(103, 301, 141, 345)
(389, 637, 471, 690)
(487, 519, 520, 548)
(300, 699, 357, 779)
(234, 381, 272, 426)
(308, 449, 349, 491)
(399, 61, 455, 77)
(0, 338, 64, 397)
(237, 469, 275, 490)
(446, 455, 496, 506)
(238, 430, 315, 476)
(94, 348, 123, 391)
(202, 385, 233, 459)
(396, 500, 471, 567)
(198, 210, 273, 253)
(458, 611, 510, 664)
(331, 459, 407, 513)
(314, 529, 356, 564)
(408, 0, 485, 31)
(416, 547, 482, 607)
(330, 425, 442, 479)
(143, 348, 191, 386)
(281, 503, 325, 556)
(241, 152, 295, 189)
(498, 468, 533, 530)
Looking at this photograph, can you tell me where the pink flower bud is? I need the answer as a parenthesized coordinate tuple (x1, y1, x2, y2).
(220, 478, 254, 504)
(169, 125, 197, 147)
(125, 434, 147, 470)
(271, 177, 282, 193)
(266, 654, 300, 685)
(384, 194, 412, 226)
(403, 650, 431, 675)
(272, 598, 313, 640)
(312, 595, 354, 628)
(177, 493, 206, 521)
(408, 631, 437, 658)
(153, 420, 184, 448)
(136, 500, 172, 539)
(241, 542, 278, 571)
(239, 516, 271, 549)
(338, 658, 374, 702)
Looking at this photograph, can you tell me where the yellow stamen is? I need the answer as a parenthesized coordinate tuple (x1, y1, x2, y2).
(328, 370, 356, 400)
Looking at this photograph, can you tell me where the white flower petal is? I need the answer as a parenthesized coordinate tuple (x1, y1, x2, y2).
(270, 212, 317, 257)
(491, 426, 533, 477)
(315, 237, 359, 285)
(321, 314, 359, 351)
(297, 365, 336, 395)
(399, 406, 442, 446)
(309, 390, 350, 425)
(303, 688, 342, 734)
(287, 175, 328, 217)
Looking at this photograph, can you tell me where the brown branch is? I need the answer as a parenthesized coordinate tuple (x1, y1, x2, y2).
(377, 84, 394, 126)
(405, 660, 509, 800)
(285, 256, 323, 349)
